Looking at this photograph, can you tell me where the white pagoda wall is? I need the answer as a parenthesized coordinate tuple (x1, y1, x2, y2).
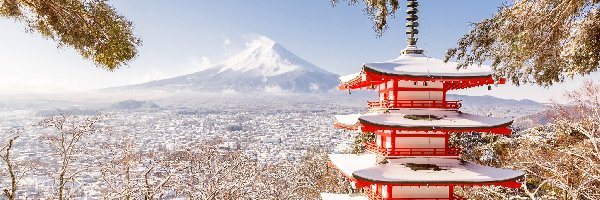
(378, 80, 445, 101)
(391, 186, 450, 198)
(396, 91, 443, 101)
(394, 137, 445, 149)
(377, 131, 447, 149)
(398, 80, 443, 101)
(397, 80, 443, 88)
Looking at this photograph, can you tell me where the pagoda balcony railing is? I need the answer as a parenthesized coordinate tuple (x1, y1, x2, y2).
(367, 100, 461, 109)
(363, 186, 467, 200)
(364, 142, 461, 157)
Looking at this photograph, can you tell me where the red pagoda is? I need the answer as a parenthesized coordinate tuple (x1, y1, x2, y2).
(322, 1, 524, 199)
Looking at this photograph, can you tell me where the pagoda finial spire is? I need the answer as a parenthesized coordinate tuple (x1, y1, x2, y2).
(406, 0, 419, 46)
(401, 0, 424, 55)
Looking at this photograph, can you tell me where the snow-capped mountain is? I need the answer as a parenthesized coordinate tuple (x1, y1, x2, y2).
(114, 36, 340, 93)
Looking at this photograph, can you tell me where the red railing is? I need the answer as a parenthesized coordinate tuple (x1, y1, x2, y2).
(363, 186, 467, 200)
(364, 143, 461, 157)
(367, 100, 461, 109)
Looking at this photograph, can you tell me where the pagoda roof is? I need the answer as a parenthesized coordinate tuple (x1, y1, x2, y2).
(334, 110, 513, 134)
(367, 53, 491, 78)
(338, 51, 504, 90)
(329, 153, 378, 178)
(329, 154, 524, 187)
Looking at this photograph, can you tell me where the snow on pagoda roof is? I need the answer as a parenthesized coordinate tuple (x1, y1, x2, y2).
(352, 157, 524, 184)
(320, 193, 368, 200)
(338, 53, 494, 83)
(360, 110, 512, 129)
(334, 114, 362, 127)
(329, 154, 377, 178)
(339, 72, 361, 83)
(335, 110, 512, 130)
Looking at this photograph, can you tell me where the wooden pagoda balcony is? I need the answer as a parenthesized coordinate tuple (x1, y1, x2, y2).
(364, 143, 461, 157)
(367, 100, 461, 110)
(363, 186, 467, 200)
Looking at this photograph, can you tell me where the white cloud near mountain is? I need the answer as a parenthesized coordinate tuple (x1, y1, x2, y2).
(222, 35, 232, 52)
(223, 37, 231, 46)
(192, 56, 211, 71)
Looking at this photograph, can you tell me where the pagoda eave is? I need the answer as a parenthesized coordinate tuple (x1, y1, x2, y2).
(359, 120, 513, 135)
(338, 67, 506, 90)
(363, 65, 494, 80)
(350, 157, 524, 188)
(329, 155, 524, 189)
(334, 122, 359, 131)
(352, 177, 523, 189)
(334, 112, 514, 135)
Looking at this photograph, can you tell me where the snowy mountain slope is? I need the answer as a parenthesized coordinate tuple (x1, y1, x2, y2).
(112, 36, 340, 93)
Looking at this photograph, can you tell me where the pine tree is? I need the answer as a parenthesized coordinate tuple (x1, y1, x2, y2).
(330, 0, 400, 37)
(445, 0, 600, 86)
(0, 0, 141, 70)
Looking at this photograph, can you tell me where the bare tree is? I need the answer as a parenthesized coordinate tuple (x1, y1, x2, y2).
(284, 150, 348, 200)
(156, 140, 347, 200)
(99, 137, 138, 199)
(37, 114, 105, 200)
(99, 135, 178, 200)
(171, 141, 256, 199)
(139, 151, 177, 200)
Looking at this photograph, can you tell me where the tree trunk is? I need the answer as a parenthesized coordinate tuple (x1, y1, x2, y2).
(2, 137, 17, 200)
(58, 164, 66, 200)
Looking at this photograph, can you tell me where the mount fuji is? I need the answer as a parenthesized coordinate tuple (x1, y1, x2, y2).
(112, 36, 340, 93)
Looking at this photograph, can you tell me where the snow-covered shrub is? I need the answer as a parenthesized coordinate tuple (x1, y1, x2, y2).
(458, 81, 600, 199)
(350, 132, 375, 154)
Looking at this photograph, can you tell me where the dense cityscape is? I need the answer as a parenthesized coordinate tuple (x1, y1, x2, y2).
(0, 94, 545, 198)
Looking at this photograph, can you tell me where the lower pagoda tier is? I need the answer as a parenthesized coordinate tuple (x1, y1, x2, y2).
(327, 154, 524, 200)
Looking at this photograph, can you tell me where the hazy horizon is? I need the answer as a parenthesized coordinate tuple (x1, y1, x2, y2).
(1, 0, 597, 103)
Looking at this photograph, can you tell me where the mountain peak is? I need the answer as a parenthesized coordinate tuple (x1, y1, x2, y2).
(112, 35, 340, 93)
(217, 36, 330, 77)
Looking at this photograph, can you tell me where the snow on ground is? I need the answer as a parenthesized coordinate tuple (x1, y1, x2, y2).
(320, 193, 369, 200)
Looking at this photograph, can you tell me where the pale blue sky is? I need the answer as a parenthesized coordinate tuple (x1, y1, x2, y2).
(0, 0, 595, 102)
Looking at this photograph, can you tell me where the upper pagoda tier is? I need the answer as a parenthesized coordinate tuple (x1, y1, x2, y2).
(338, 47, 505, 90)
